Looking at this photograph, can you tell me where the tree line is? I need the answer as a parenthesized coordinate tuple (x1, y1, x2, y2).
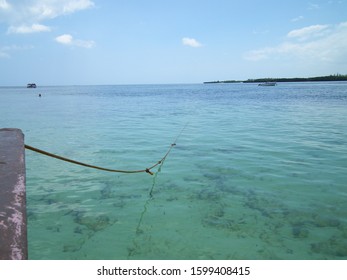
(204, 74, 347, 84)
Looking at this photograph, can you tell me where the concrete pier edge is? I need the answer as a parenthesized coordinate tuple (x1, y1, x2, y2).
(0, 128, 27, 260)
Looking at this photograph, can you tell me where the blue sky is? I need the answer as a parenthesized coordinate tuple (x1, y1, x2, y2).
(1, 0, 347, 85)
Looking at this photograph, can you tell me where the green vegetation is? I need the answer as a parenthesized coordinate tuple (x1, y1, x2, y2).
(204, 74, 347, 84)
(204, 80, 242, 84)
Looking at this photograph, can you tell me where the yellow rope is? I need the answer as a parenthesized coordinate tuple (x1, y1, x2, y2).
(25, 123, 188, 175)
(24, 143, 177, 175)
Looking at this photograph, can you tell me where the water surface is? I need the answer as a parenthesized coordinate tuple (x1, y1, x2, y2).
(1, 82, 346, 259)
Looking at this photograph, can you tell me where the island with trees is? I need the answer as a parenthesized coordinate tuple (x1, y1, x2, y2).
(204, 74, 347, 84)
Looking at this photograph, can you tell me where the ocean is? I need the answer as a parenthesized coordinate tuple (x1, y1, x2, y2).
(1, 82, 347, 259)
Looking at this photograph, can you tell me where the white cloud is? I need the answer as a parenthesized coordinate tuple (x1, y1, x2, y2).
(291, 16, 304, 22)
(244, 21, 347, 64)
(29, 0, 94, 21)
(62, 0, 94, 14)
(0, 0, 10, 10)
(1, 0, 94, 33)
(287, 24, 329, 40)
(8, 23, 51, 34)
(55, 34, 95, 48)
(182, 37, 202, 48)
(55, 34, 73, 44)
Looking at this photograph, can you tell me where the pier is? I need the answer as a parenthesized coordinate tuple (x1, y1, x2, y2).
(0, 128, 27, 260)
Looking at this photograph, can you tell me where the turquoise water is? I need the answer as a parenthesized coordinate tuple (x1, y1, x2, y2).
(1, 82, 347, 260)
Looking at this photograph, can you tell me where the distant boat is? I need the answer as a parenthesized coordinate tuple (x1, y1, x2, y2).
(258, 82, 277, 86)
(27, 83, 37, 88)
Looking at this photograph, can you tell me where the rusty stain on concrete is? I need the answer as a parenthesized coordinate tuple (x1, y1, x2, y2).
(0, 128, 27, 260)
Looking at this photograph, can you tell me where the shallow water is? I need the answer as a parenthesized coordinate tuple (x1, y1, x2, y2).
(1, 82, 347, 259)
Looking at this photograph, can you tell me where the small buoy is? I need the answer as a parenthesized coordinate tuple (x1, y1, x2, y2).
(38, 94, 42, 97)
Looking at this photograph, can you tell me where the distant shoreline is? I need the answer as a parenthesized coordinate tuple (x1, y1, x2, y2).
(204, 74, 347, 84)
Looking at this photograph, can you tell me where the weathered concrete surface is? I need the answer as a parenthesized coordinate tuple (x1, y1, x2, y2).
(0, 128, 27, 260)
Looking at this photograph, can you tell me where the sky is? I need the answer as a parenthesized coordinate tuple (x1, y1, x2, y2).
(0, 0, 347, 85)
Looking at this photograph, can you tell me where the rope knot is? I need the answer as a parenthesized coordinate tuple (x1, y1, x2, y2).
(145, 168, 154, 175)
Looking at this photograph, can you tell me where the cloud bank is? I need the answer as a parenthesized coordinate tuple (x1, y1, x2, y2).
(244, 21, 347, 65)
(1, 0, 94, 33)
